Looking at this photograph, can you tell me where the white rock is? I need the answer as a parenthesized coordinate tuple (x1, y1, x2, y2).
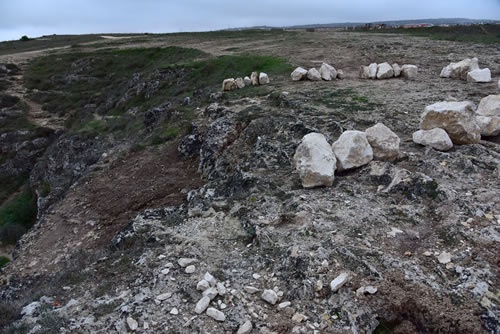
(237, 320, 253, 334)
(206, 307, 226, 322)
(421, 101, 481, 144)
(440, 58, 479, 80)
(244, 76, 252, 86)
(293, 133, 336, 188)
(185, 265, 196, 274)
(476, 94, 500, 117)
(412, 128, 453, 151)
(330, 272, 350, 292)
(332, 131, 373, 171)
(222, 78, 237, 91)
(278, 301, 291, 309)
(202, 287, 219, 300)
(21, 301, 40, 316)
(178, 258, 197, 267)
(235, 77, 246, 89)
(156, 292, 172, 301)
(204, 272, 217, 286)
(392, 63, 401, 77)
(319, 62, 337, 81)
(376, 62, 394, 79)
(127, 317, 138, 331)
(252, 273, 261, 280)
(337, 69, 345, 79)
(160, 268, 170, 275)
(467, 68, 491, 83)
(292, 313, 306, 323)
(244, 286, 260, 294)
(476, 116, 500, 136)
(197, 279, 210, 291)
(401, 64, 418, 80)
(261, 289, 279, 304)
(365, 123, 400, 161)
(251, 72, 259, 86)
(170, 307, 179, 315)
(356, 286, 378, 296)
(437, 252, 452, 264)
(368, 63, 377, 79)
(307, 68, 321, 81)
(359, 66, 370, 79)
(291, 67, 308, 81)
(259, 72, 270, 85)
(195, 296, 210, 314)
(216, 282, 227, 296)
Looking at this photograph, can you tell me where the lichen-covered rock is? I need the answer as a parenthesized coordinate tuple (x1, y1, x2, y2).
(332, 130, 373, 171)
(476, 94, 500, 117)
(401, 65, 418, 80)
(307, 68, 321, 81)
(293, 133, 336, 188)
(420, 101, 481, 144)
(319, 62, 337, 81)
(365, 123, 400, 161)
(467, 68, 491, 83)
(376, 62, 394, 79)
(412, 128, 453, 151)
(291, 67, 308, 81)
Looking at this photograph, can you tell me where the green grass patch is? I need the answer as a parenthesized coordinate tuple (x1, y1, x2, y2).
(0, 185, 37, 244)
(0, 256, 9, 268)
(313, 88, 381, 117)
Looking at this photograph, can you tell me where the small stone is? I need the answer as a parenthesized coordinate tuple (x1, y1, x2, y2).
(253, 273, 261, 280)
(356, 286, 378, 296)
(292, 313, 306, 323)
(185, 265, 196, 274)
(278, 301, 291, 309)
(315, 280, 323, 292)
(337, 69, 345, 79)
(237, 320, 253, 334)
(245, 286, 260, 294)
(202, 287, 219, 300)
(204, 272, 217, 286)
(437, 252, 452, 264)
(160, 268, 170, 275)
(156, 292, 172, 301)
(170, 307, 179, 315)
(216, 282, 227, 296)
(197, 279, 210, 291)
(423, 251, 433, 257)
(127, 317, 138, 331)
(206, 307, 226, 322)
(330, 272, 350, 292)
(178, 258, 197, 267)
(195, 296, 210, 314)
(261, 289, 279, 305)
(359, 65, 370, 79)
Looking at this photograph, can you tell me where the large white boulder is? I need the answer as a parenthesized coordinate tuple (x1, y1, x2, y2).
(392, 63, 401, 77)
(332, 131, 373, 171)
(293, 133, 336, 188)
(365, 123, 400, 161)
(320, 62, 337, 81)
(420, 101, 481, 144)
(291, 67, 308, 81)
(359, 66, 370, 79)
(377, 62, 394, 79)
(401, 65, 418, 80)
(440, 58, 479, 80)
(476, 116, 500, 136)
(337, 69, 345, 79)
(251, 72, 259, 86)
(476, 94, 500, 117)
(222, 78, 237, 91)
(259, 72, 270, 85)
(412, 128, 453, 151)
(307, 68, 322, 81)
(368, 63, 377, 79)
(467, 68, 491, 83)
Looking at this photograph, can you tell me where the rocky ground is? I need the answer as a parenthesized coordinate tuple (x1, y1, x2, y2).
(0, 30, 499, 333)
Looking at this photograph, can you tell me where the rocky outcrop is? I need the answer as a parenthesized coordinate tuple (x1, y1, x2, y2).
(291, 67, 308, 81)
(420, 101, 481, 144)
(365, 123, 400, 161)
(376, 63, 394, 79)
(293, 133, 336, 188)
(412, 128, 453, 151)
(467, 68, 491, 83)
(307, 68, 321, 81)
(319, 62, 337, 81)
(332, 131, 373, 171)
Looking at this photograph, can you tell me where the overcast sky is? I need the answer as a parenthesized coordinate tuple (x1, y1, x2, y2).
(1, 0, 499, 41)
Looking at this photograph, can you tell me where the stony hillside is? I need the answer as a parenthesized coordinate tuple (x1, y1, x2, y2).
(0, 30, 499, 333)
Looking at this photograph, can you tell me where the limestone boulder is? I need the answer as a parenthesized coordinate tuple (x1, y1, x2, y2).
(235, 77, 245, 89)
(319, 62, 337, 81)
(293, 133, 336, 188)
(368, 63, 377, 79)
(222, 78, 237, 91)
(307, 68, 321, 81)
(401, 65, 418, 80)
(420, 101, 481, 144)
(392, 63, 401, 77)
(291, 67, 308, 81)
(377, 62, 394, 79)
(359, 66, 370, 79)
(259, 72, 270, 85)
(476, 94, 500, 117)
(476, 116, 500, 137)
(365, 123, 400, 161)
(412, 128, 453, 151)
(332, 131, 373, 171)
(440, 58, 479, 80)
(467, 68, 491, 83)
(243, 76, 251, 86)
(251, 72, 259, 86)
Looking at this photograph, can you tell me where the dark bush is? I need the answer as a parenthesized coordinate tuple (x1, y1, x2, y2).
(20, 35, 30, 41)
